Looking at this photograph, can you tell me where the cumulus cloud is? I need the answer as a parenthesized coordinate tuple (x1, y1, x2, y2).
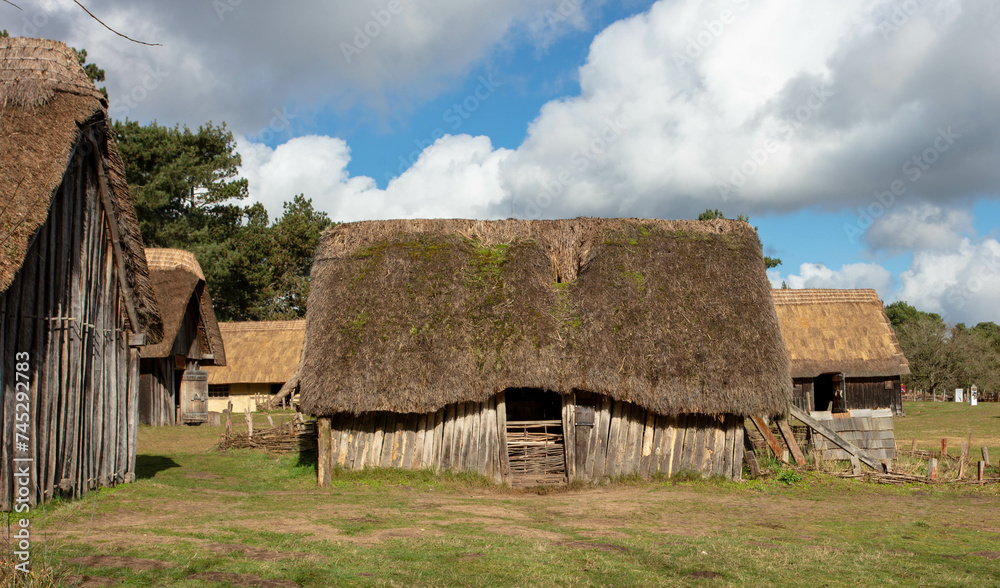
(238, 133, 512, 221)
(9, 0, 579, 131)
(865, 203, 973, 253)
(896, 237, 1000, 324)
(772, 262, 894, 298)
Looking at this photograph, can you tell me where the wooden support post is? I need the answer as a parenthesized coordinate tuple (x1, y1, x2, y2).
(941, 438, 947, 459)
(982, 447, 990, 467)
(244, 407, 253, 439)
(910, 438, 918, 453)
(978, 461, 985, 482)
(960, 441, 968, 464)
(927, 457, 938, 481)
(749, 416, 783, 460)
(850, 455, 861, 476)
(742, 427, 761, 479)
(776, 419, 806, 466)
(318, 417, 331, 487)
(225, 401, 233, 438)
(883, 458, 892, 473)
(266, 415, 275, 428)
(957, 459, 966, 480)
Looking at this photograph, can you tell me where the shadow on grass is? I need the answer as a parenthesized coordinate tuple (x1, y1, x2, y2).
(135, 455, 181, 480)
(297, 450, 318, 472)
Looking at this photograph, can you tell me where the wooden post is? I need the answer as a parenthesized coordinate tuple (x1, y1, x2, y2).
(266, 415, 275, 428)
(776, 419, 806, 466)
(927, 458, 938, 481)
(317, 417, 331, 487)
(982, 447, 990, 467)
(883, 458, 892, 473)
(225, 401, 233, 438)
(850, 455, 861, 476)
(957, 459, 966, 480)
(940, 439, 947, 459)
(749, 416, 784, 460)
(960, 441, 968, 464)
(910, 438, 918, 453)
(244, 406, 253, 439)
(742, 428, 761, 478)
(978, 461, 985, 482)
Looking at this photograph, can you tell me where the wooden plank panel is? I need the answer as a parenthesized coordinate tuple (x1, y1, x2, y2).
(496, 392, 510, 482)
(713, 417, 728, 476)
(380, 413, 397, 467)
(336, 416, 354, 467)
(390, 416, 406, 467)
(431, 408, 445, 472)
(412, 414, 428, 469)
(732, 422, 744, 480)
(463, 402, 480, 472)
(451, 402, 467, 472)
(625, 405, 644, 476)
(441, 403, 456, 472)
(671, 414, 689, 475)
(606, 400, 624, 477)
(640, 414, 660, 478)
(690, 415, 708, 474)
(317, 417, 331, 487)
(400, 414, 418, 468)
(481, 398, 495, 478)
(589, 395, 611, 480)
(562, 393, 576, 482)
(657, 415, 676, 476)
(721, 418, 734, 478)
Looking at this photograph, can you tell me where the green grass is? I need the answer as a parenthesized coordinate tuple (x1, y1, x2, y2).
(895, 400, 1000, 458)
(3, 406, 999, 587)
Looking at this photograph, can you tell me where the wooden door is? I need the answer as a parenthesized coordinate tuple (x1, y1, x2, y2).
(179, 370, 209, 424)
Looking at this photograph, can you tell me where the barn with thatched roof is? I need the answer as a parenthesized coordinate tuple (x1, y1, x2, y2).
(203, 320, 305, 413)
(0, 37, 163, 508)
(772, 289, 909, 462)
(772, 289, 909, 416)
(293, 218, 790, 486)
(139, 249, 225, 425)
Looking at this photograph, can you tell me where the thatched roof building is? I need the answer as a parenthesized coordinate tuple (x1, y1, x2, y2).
(772, 288, 909, 419)
(299, 218, 790, 485)
(0, 37, 163, 507)
(203, 320, 305, 413)
(139, 249, 225, 425)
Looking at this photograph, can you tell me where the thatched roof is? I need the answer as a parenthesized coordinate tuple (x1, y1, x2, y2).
(140, 249, 225, 365)
(0, 37, 162, 342)
(204, 321, 305, 385)
(298, 218, 791, 417)
(772, 289, 910, 379)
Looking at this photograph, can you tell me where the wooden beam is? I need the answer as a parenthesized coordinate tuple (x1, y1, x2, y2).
(748, 416, 784, 461)
(789, 406, 884, 472)
(775, 419, 806, 466)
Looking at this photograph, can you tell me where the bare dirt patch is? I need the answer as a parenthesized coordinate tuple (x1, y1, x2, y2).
(970, 551, 1000, 560)
(439, 503, 528, 520)
(578, 530, 629, 539)
(688, 570, 723, 579)
(187, 571, 299, 587)
(66, 555, 172, 572)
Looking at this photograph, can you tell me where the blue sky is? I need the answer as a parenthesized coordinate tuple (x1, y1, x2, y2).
(5, 0, 999, 324)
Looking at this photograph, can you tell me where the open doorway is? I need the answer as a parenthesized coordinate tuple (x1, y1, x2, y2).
(814, 373, 846, 413)
(504, 388, 566, 486)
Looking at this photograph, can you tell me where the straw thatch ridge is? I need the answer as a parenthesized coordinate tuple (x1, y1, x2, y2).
(772, 288, 910, 378)
(0, 37, 162, 342)
(140, 248, 225, 365)
(298, 218, 791, 418)
(205, 320, 305, 385)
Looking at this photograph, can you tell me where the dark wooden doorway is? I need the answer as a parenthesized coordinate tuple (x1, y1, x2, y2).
(814, 373, 846, 413)
(504, 388, 566, 486)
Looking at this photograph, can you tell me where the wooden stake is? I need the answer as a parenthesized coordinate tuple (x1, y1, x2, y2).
(983, 447, 990, 467)
(978, 461, 985, 482)
(266, 415, 274, 428)
(850, 455, 861, 476)
(927, 457, 938, 481)
(910, 438, 918, 452)
(940, 438, 947, 459)
(244, 406, 253, 439)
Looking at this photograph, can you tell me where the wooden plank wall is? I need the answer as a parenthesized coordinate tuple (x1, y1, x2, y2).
(810, 410, 897, 461)
(316, 393, 745, 485)
(0, 133, 140, 509)
(139, 358, 176, 426)
(844, 376, 902, 414)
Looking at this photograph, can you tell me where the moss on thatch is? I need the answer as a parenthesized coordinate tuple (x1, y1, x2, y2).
(298, 218, 791, 418)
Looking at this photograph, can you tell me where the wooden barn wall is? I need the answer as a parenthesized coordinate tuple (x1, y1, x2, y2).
(139, 358, 176, 426)
(316, 391, 744, 486)
(844, 376, 903, 416)
(0, 138, 140, 510)
(791, 378, 815, 413)
(809, 410, 897, 461)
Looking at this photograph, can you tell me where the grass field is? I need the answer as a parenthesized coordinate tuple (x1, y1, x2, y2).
(2, 403, 999, 587)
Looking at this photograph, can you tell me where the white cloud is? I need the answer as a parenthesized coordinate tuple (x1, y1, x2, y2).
(896, 238, 1000, 324)
(238, 134, 512, 222)
(865, 203, 973, 253)
(776, 262, 894, 298)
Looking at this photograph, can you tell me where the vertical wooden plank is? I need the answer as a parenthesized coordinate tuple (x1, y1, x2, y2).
(401, 414, 419, 469)
(451, 402, 467, 472)
(477, 401, 490, 476)
(626, 406, 645, 476)
(587, 395, 606, 480)
(670, 414, 689, 476)
(605, 400, 624, 477)
(562, 393, 576, 482)
(412, 414, 428, 469)
(390, 415, 406, 467)
(721, 417, 734, 477)
(485, 397, 499, 481)
(368, 412, 385, 468)
(336, 416, 353, 467)
(441, 404, 456, 472)
(317, 417, 332, 487)
(652, 415, 671, 476)
(431, 408, 444, 471)
(732, 422, 745, 480)
(690, 416, 708, 475)
(496, 392, 510, 483)
(353, 413, 375, 470)
(465, 402, 480, 473)
(379, 413, 396, 467)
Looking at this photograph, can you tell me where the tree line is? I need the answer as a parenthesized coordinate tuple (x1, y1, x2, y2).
(885, 301, 1000, 398)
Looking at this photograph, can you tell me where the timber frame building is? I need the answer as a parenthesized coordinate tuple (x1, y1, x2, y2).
(139, 249, 226, 425)
(0, 38, 163, 508)
(291, 218, 792, 486)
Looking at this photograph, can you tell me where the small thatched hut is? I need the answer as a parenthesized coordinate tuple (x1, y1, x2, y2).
(203, 320, 305, 413)
(139, 249, 225, 425)
(294, 218, 790, 486)
(772, 289, 909, 416)
(0, 38, 163, 508)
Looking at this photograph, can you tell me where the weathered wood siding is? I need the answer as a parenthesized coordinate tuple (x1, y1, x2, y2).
(315, 392, 745, 486)
(0, 134, 141, 509)
(844, 376, 903, 416)
(809, 409, 897, 461)
(139, 357, 176, 426)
